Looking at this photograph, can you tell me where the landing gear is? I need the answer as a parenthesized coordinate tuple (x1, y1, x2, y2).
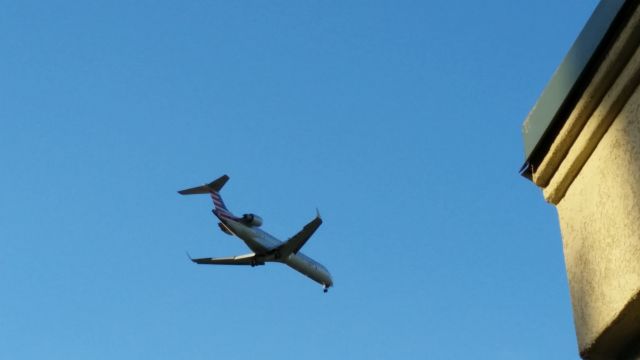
(323, 285, 329, 293)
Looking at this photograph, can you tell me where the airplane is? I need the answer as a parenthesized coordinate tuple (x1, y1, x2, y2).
(179, 175, 333, 292)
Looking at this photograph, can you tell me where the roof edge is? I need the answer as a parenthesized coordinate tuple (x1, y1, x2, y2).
(521, 0, 631, 179)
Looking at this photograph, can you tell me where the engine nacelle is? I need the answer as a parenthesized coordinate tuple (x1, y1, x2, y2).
(241, 213, 263, 227)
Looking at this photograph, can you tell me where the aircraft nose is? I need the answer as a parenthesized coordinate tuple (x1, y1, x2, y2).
(325, 273, 333, 287)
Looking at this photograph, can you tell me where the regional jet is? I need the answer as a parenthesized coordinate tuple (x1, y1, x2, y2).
(179, 175, 333, 292)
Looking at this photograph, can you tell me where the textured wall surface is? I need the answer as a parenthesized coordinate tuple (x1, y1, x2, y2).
(557, 85, 640, 358)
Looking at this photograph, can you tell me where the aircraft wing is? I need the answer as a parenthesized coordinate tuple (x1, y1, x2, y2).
(189, 252, 264, 266)
(277, 214, 323, 257)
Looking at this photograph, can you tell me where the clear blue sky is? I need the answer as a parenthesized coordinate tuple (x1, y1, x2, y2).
(1, 1, 599, 359)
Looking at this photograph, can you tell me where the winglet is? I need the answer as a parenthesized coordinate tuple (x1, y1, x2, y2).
(316, 208, 321, 219)
(178, 175, 229, 195)
(186, 251, 195, 262)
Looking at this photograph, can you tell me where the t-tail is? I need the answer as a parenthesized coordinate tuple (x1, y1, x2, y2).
(178, 175, 236, 221)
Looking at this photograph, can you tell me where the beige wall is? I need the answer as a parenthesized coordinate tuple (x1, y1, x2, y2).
(556, 85, 640, 359)
(528, 7, 640, 358)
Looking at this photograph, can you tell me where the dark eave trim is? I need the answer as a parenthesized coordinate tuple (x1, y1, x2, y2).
(520, 0, 632, 179)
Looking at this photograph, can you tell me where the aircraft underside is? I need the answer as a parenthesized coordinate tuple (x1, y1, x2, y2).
(179, 175, 333, 292)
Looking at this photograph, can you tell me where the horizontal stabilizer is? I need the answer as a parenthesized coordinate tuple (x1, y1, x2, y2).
(189, 252, 264, 266)
(178, 175, 229, 195)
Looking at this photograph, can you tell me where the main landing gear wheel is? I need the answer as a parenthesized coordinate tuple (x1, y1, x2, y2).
(323, 285, 329, 293)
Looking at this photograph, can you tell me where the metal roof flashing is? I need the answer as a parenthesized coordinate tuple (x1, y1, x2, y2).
(520, 0, 631, 179)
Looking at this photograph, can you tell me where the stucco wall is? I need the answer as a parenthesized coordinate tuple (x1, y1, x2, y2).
(556, 84, 640, 358)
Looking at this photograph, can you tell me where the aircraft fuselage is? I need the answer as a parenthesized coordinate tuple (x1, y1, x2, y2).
(180, 175, 332, 292)
(221, 215, 333, 289)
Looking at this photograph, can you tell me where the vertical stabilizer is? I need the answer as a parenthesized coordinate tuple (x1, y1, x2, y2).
(178, 175, 236, 220)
